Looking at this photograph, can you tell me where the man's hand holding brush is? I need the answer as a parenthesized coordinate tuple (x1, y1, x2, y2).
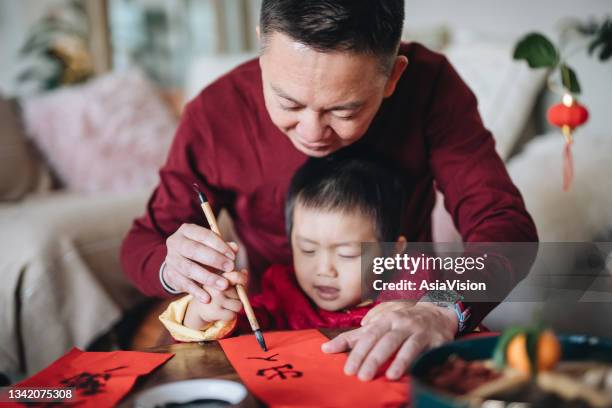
(162, 224, 239, 303)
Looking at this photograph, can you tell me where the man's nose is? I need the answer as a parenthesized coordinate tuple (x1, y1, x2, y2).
(295, 111, 331, 143)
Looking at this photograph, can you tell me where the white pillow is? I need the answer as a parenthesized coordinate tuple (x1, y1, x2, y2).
(444, 34, 548, 160)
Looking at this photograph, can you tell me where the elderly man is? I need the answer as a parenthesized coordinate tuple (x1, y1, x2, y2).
(121, 0, 537, 381)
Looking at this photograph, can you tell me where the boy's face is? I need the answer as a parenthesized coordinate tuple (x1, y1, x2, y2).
(291, 203, 378, 311)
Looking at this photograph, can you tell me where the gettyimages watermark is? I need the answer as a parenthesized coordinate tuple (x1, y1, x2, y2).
(360, 242, 612, 303)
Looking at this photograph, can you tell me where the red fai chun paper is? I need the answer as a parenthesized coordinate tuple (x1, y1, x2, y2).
(219, 329, 409, 407)
(5, 347, 173, 407)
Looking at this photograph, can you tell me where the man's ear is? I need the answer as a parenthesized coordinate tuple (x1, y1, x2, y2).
(395, 235, 407, 254)
(256, 25, 261, 40)
(384, 55, 409, 98)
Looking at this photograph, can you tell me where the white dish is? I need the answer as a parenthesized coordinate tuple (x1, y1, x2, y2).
(135, 379, 247, 407)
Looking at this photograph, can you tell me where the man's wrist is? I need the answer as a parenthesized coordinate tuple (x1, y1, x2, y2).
(419, 290, 471, 335)
(159, 261, 181, 295)
(438, 304, 459, 336)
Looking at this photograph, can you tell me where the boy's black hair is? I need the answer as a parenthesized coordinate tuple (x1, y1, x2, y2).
(285, 151, 407, 242)
(260, 0, 405, 73)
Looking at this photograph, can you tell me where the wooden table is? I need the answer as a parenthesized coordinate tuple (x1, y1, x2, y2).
(118, 329, 344, 407)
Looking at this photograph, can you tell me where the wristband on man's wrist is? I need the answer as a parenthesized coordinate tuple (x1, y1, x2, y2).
(419, 289, 471, 334)
(159, 261, 181, 295)
(449, 300, 471, 334)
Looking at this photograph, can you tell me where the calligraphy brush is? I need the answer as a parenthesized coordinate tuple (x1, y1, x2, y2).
(192, 183, 268, 352)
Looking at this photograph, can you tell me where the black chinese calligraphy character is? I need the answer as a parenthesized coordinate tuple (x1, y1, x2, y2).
(60, 365, 127, 395)
(256, 364, 303, 380)
(247, 353, 279, 362)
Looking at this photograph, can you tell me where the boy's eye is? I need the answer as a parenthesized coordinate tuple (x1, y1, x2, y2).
(338, 253, 360, 259)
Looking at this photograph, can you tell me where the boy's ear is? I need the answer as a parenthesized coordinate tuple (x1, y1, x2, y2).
(395, 235, 407, 254)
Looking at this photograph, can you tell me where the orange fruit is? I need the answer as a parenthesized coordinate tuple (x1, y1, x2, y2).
(507, 333, 531, 375)
(506, 329, 561, 375)
(537, 330, 562, 371)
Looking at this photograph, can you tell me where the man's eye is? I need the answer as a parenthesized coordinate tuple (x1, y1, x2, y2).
(281, 104, 301, 111)
(332, 110, 358, 120)
(334, 114, 355, 121)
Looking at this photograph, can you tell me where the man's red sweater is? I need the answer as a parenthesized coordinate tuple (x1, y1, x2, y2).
(120, 43, 538, 331)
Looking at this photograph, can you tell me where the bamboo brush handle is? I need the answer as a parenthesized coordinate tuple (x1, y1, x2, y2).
(201, 202, 260, 331)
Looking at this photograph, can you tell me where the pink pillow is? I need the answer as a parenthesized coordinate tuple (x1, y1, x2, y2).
(22, 69, 177, 193)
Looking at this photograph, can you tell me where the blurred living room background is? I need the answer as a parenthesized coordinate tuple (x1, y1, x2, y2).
(1, 0, 611, 382)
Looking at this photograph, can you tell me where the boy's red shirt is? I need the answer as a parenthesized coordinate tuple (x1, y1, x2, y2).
(236, 264, 375, 333)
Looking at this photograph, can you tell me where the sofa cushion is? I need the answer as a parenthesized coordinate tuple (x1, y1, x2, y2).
(21, 69, 177, 193)
(0, 96, 49, 201)
(444, 32, 548, 161)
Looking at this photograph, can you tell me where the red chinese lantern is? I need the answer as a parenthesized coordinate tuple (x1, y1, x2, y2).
(547, 94, 589, 191)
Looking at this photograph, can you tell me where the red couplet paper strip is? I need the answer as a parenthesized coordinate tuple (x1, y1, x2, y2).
(220, 329, 409, 407)
(8, 348, 173, 407)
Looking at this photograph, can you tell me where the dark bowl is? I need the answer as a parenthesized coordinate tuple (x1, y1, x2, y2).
(410, 334, 612, 408)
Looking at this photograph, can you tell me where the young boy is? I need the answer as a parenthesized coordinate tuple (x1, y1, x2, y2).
(159, 153, 408, 342)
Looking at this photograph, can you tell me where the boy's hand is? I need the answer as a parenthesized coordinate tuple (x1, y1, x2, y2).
(184, 269, 248, 330)
(321, 302, 457, 381)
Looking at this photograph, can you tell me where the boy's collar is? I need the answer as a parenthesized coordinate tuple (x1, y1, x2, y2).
(353, 299, 374, 308)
